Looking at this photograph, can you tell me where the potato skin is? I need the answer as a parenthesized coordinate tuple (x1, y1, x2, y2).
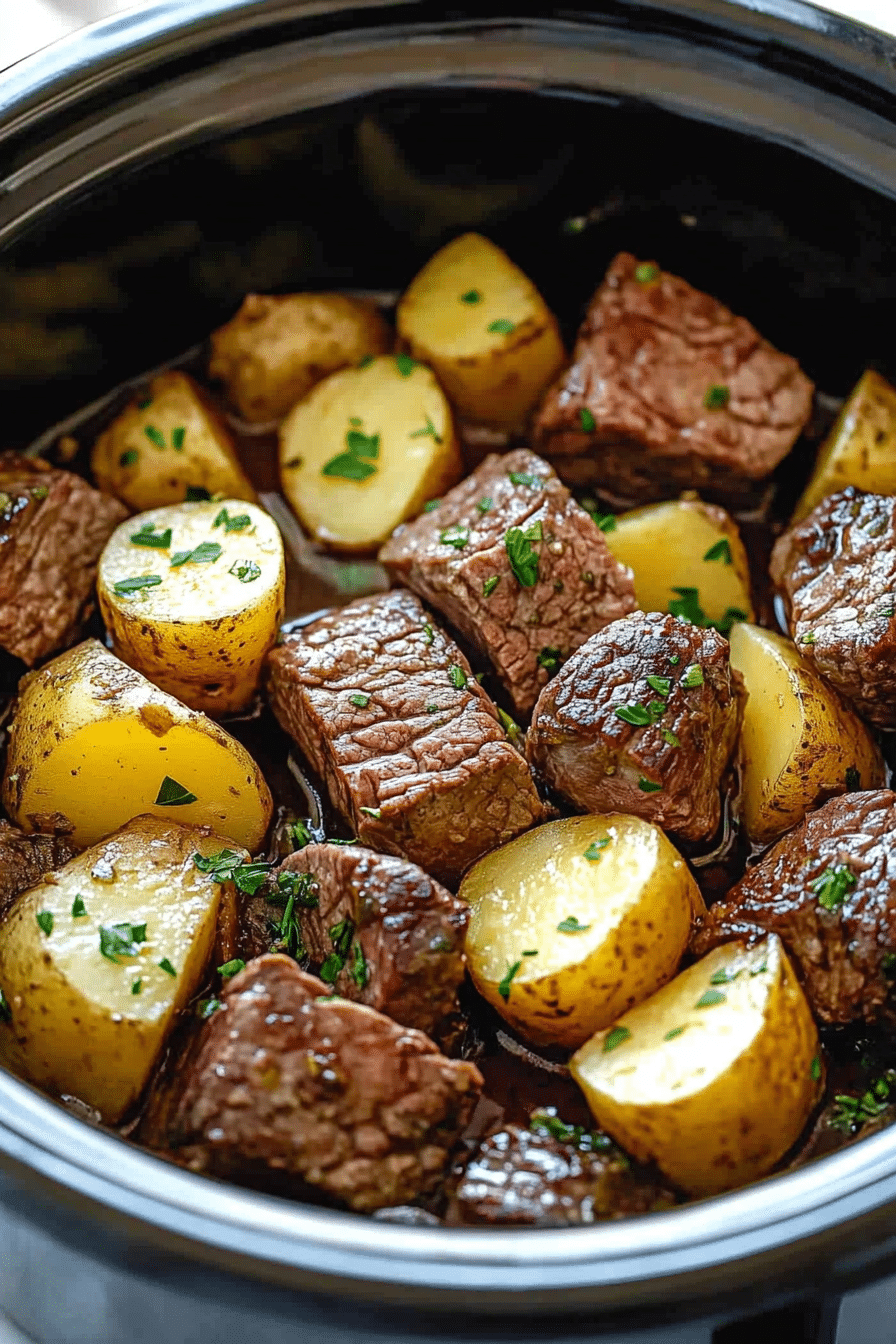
(92, 370, 255, 511)
(2, 639, 272, 851)
(209, 292, 392, 422)
(728, 622, 884, 844)
(397, 232, 565, 430)
(794, 370, 896, 521)
(461, 814, 704, 1049)
(571, 937, 822, 1195)
(97, 499, 285, 714)
(0, 816, 237, 1122)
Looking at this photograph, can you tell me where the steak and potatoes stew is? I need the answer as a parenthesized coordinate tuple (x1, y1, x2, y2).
(3, 232, 896, 1223)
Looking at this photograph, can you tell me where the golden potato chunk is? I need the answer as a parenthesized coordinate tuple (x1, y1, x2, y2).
(0, 816, 237, 1121)
(397, 233, 565, 430)
(97, 499, 285, 714)
(209, 292, 392, 423)
(279, 353, 462, 552)
(604, 498, 754, 629)
(728, 623, 884, 845)
(794, 370, 896, 521)
(3, 640, 272, 851)
(461, 815, 704, 1049)
(570, 937, 822, 1196)
(91, 370, 255, 512)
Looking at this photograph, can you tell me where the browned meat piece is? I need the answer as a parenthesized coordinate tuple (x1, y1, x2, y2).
(691, 791, 896, 1024)
(532, 253, 814, 504)
(379, 449, 636, 717)
(273, 843, 467, 1034)
(447, 1125, 674, 1226)
(173, 955, 483, 1212)
(770, 488, 896, 729)
(265, 589, 543, 887)
(527, 612, 743, 842)
(0, 821, 77, 923)
(0, 453, 127, 665)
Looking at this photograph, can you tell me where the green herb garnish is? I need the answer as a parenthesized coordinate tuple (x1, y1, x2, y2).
(360, 806, 382, 819)
(579, 407, 596, 432)
(422, 621, 434, 645)
(395, 353, 416, 377)
(557, 916, 590, 933)
(646, 675, 671, 696)
(423, 499, 441, 513)
(661, 728, 680, 746)
(218, 958, 246, 979)
(695, 989, 726, 1008)
(0, 988, 11, 1023)
(477, 497, 492, 514)
(703, 538, 732, 564)
(498, 960, 522, 1000)
(410, 416, 442, 443)
(350, 943, 369, 988)
(537, 646, 562, 673)
(505, 522, 542, 587)
(171, 426, 186, 450)
(36, 911, 53, 936)
(193, 850, 272, 895)
(811, 864, 857, 912)
(185, 485, 212, 501)
(448, 664, 468, 690)
(664, 1026, 687, 1041)
(603, 1026, 631, 1052)
(131, 979, 142, 995)
(483, 575, 500, 598)
(488, 318, 516, 335)
(584, 839, 610, 861)
(213, 508, 251, 532)
(594, 512, 616, 532)
(638, 777, 663, 793)
(439, 524, 470, 550)
(615, 703, 654, 726)
(811, 1056, 822, 1081)
(144, 425, 166, 449)
(119, 450, 139, 467)
(350, 693, 370, 708)
(130, 523, 172, 549)
(229, 559, 261, 583)
(197, 997, 222, 1018)
(509, 471, 543, 488)
(681, 663, 704, 689)
(158, 958, 177, 977)
(635, 262, 660, 284)
(71, 895, 87, 918)
(170, 541, 222, 567)
(461, 290, 482, 304)
(155, 775, 198, 807)
(113, 574, 162, 596)
(529, 1109, 618, 1154)
(99, 922, 147, 963)
(704, 384, 730, 410)
(845, 766, 861, 791)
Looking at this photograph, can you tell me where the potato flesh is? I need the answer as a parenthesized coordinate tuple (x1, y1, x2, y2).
(3, 639, 272, 851)
(397, 232, 565, 429)
(91, 370, 255, 512)
(0, 817, 232, 1121)
(279, 354, 462, 551)
(728, 623, 884, 844)
(461, 814, 704, 1049)
(794, 370, 896, 521)
(97, 500, 285, 713)
(571, 937, 821, 1195)
(604, 499, 754, 627)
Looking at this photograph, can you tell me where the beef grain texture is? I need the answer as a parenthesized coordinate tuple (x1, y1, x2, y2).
(771, 488, 896, 728)
(268, 843, 469, 1036)
(531, 252, 814, 504)
(527, 612, 743, 842)
(447, 1125, 674, 1226)
(692, 791, 896, 1024)
(0, 822, 77, 924)
(265, 589, 543, 887)
(379, 448, 636, 717)
(0, 453, 127, 665)
(173, 955, 483, 1212)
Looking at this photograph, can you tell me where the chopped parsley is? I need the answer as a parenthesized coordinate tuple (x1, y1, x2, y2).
(800, 632, 816, 645)
(158, 958, 177, 977)
(704, 384, 731, 410)
(439, 524, 470, 550)
(273, 871, 319, 909)
(695, 988, 726, 1008)
(557, 916, 590, 933)
(615, 702, 656, 726)
(461, 290, 482, 304)
(498, 960, 522, 1000)
(358, 354, 376, 369)
(668, 587, 704, 624)
(155, 775, 198, 807)
(395, 353, 416, 377)
(423, 499, 441, 513)
(289, 821, 311, 850)
(664, 1026, 687, 1041)
(603, 1026, 631, 1052)
(529, 1109, 617, 1154)
(537, 646, 562, 673)
(218, 958, 246, 979)
(171, 426, 186, 450)
(273, 888, 306, 960)
(681, 663, 704, 689)
(119, 450, 139, 467)
(845, 766, 861, 791)
(669, 654, 680, 665)
(422, 621, 435, 645)
(143, 425, 166, 449)
(360, 806, 382, 819)
(579, 407, 596, 432)
(320, 916, 356, 983)
(505, 521, 542, 587)
(829, 1071, 896, 1133)
(137, 397, 153, 410)
(131, 979, 142, 995)
(193, 850, 272, 895)
(229, 559, 261, 583)
(170, 541, 222, 567)
(0, 988, 10, 1023)
(635, 262, 660, 284)
(488, 318, 516, 335)
(584, 839, 610, 861)
(522, 949, 539, 957)
(322, 425, 381, 481)
(36, 911, 53, 936)
(509, 471, 543, 488)
(661, 728, 681, 747)
(410, 416, 442, 443)
(99, 922, 147, 963)
(483, 575, 500, 598)
(130, 523, 172, 549)
(710, 966, 741, 985)
(350, 943, 369, 988)
(646, 675, 671, 697)
(476, 496, 492, 514)
(213, 508, 251, 532)
(638, 777, 663, 793)
(594, 512, 616, 532)
(448, 664, 468, 690)
(71, 895, 87, 918)
(185, 485, 212, 501)
(113, 574, 162, 597)
(811, 864, 857, 912)
(703, 538, 732, 563)
(197, 996, 222, 1018)
(497, 707, 523, 748)
(811, 1056, 822, 1082)
(350, 693, 370, 708)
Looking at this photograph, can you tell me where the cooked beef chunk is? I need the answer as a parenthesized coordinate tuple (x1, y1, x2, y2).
(0, 454, 127, 665)
(265, 589, 543, 887)
(691, 791, 896, 1024)
(447, 1125, 674, 1226)
(173, 955, 483, 1212)
(379, 449, 636, 718)
(770, 488, 896, 729)
(0, 821, 77, 923)
(531, 253, 814, 504)
(527, 612, 743, 842)
(257, 843, 468, 1035)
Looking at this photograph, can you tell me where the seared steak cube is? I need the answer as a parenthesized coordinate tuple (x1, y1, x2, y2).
(174, 955, 483, 1212)
(527, 612, 743, 842)
(532, 253, 814, 504)
(771, 488, 896, 729)
(0, 821, 77, 924)
(265, 589, 543, 886)
(0, 454, 127, 665)
(260, 842, 468, 1036)
(379, 449, 636, 717)
(691, 791, 896, 1024)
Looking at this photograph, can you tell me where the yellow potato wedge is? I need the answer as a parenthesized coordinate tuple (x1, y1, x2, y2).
(2, 640, 272, 851)
(794, 370, 896, 521)
(91, 370, 255, 511)
(209, 292, 393, 423)
(604, 498, 754, 630)
(570, 936, 822, 1196)
(461, 814, 704, 1050)
(97, 499, 285, 714)
(396, 232, 565, 430)
(728, 623, 884, 845)
(0, 815, 238, 1121)
(279, 353, 462, 552)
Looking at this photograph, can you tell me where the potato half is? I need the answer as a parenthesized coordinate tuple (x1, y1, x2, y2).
(97, 499, 285, 714)
(91, 370, 256, 512)
(2, 640, 272, 851)
(604, 498, 754, 629)
(208, 291, 393, 423)
(461, 814, 704, 1049)
(728, 623, 884, 845)
(571, 936, 822, 1196)
(0, 816, 237, 1121)
(396, 232, 565, 430)
(279, 353, 462, 552)
(794, 370, 896, 522)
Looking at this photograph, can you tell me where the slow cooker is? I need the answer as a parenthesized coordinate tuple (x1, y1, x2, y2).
(2, 2, 896, 1340)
